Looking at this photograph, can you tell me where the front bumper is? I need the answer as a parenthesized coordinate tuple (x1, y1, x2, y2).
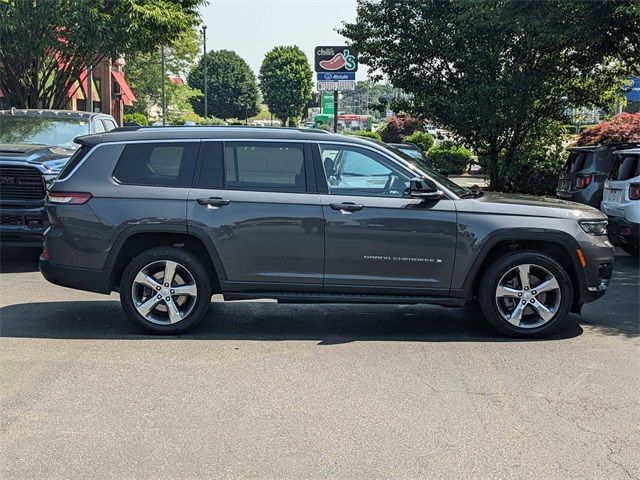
(0, 204, 48, 246)
(606, 216, 639, 249)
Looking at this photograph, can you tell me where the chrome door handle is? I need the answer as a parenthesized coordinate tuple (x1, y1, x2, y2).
(197, 197, 231, 207)
(330, 202, 364, 213)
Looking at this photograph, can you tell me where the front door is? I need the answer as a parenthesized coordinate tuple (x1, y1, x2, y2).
(188, 141, 324, 292)
(316, 142, 457, 295)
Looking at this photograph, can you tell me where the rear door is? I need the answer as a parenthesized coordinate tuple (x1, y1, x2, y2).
(187, 140, 324, 292)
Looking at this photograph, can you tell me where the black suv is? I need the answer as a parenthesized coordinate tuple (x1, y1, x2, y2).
(0, 109, 117, 245)
(41, 127, 614, 337)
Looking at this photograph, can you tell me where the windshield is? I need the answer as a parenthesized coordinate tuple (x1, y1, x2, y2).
(379, 142, 472, 197)
(0, 116, 89, 149)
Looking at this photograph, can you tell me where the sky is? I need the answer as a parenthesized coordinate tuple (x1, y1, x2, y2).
(199, 0, 363, 76)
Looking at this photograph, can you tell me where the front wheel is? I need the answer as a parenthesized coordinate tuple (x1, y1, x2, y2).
(478, 251, 573, 338)
(120, 247, 212, 334)
(621, 244, 639, 257)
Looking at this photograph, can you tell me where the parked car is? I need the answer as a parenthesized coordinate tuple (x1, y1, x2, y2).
(601, 148, 640, 257)
(0, 109, 117, 246)
(41, 126, 613, 337)
(557, 143, 639, 208)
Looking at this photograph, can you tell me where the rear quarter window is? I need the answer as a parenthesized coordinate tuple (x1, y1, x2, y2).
(57, 146, 92, 180)
(112, 142, 198, 187)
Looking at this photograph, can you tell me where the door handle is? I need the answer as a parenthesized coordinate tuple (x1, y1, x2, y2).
(330, 202, 364, 213)
(197, 197, 231, 207)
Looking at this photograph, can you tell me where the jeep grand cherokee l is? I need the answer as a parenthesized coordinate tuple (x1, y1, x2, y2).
(40, 127, 614, 337)
(0, 109, 117, 245)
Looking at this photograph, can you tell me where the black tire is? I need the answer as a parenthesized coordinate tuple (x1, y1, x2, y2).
(120, 247, 212, 334)
(621, 244, 639, 258)
(478, 250, 573, 338)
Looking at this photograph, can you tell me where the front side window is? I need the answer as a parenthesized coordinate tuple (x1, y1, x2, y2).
(319, 144, 409, 197)
(224, 142, 306, 192)
(113, 142, 198, 187)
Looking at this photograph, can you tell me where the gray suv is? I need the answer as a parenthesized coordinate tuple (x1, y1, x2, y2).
(40, 127, 614, 337)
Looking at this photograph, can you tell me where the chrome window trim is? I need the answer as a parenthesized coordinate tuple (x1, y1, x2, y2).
(57, 137, 459, 199)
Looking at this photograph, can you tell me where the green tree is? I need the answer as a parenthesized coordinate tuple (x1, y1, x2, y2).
(188, 50, 260, 121)
(259, 46, 313, 127)
(0, 0, 203, 109)
(125, 28, 202, 121)
(341, 0, 635, 189)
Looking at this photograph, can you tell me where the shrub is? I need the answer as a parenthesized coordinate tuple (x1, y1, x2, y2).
(379, 115, 423, 143)
(351, 130, 382, 141)
(426, 143, 472, 174)
(562, 124, 578, 134)
(497, 123, 566, 195)
(402, 130, 434, 152)
(123, 113, 148, 126)
(576, 113, 640, 145)
(500, 146, 565, 196)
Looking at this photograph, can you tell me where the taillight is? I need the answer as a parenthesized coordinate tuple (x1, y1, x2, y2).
(46, 192, 92, 204)
(629, 183, 640, 200)
(576, 174, 593, 189)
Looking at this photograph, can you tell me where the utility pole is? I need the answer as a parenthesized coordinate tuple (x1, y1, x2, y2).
(202, 25, 208, 118)
(333, 90, 338, 133)
(86, 64, 93, 113)
(161, 45, 166, 126)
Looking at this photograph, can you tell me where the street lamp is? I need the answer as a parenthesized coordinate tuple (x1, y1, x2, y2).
(202, 24, 208, 118)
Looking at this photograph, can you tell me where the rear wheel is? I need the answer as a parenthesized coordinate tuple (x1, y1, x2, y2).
(120, 247, 212, 334)
(478, 251, 573, 338)
(621, 244, 639, 257)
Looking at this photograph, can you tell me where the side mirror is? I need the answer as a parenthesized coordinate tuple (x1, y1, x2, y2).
(409, 177, 444, 200)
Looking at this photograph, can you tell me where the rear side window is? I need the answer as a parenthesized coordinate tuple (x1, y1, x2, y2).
(57, 145, 92, 180)
(224, 142, 305, 192)
(113, 142, 198, 187)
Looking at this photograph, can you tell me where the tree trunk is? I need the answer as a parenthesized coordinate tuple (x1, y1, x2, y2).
(487, 150, 502, 191)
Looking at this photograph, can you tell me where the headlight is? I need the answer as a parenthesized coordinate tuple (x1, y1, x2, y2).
(579, 219, 608, 235)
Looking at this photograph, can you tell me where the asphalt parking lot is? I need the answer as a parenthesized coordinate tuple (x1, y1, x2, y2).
(0, 248, 638, 479)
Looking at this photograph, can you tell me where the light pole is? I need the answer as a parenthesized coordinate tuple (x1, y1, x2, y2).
(202, 25, 208, 118)
(161, 45, 166, 126)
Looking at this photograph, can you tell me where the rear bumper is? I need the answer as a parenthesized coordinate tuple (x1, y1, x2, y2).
(39, 257, 112, 294)
(607, 216, 639, 248)
(557, 189, 600, 208)
(0, 204, 48, 246)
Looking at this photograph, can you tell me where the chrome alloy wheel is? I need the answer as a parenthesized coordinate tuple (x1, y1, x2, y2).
(131, 260, 198, 325)
(495, 263, 562, 329)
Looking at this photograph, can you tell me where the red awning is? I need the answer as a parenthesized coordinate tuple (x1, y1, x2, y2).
(111, 70, 136, 105)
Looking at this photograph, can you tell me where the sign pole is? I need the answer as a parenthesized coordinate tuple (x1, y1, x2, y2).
(333, 90, 338, 133)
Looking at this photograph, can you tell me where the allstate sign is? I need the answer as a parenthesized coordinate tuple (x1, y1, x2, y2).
(317, 72, 356, 81)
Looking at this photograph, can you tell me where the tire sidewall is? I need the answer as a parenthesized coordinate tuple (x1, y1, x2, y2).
(479, 251, 573, 338)
(120, 247, 212, 334)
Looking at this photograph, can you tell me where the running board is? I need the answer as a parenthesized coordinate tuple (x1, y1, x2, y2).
(223, 292, 465, 307)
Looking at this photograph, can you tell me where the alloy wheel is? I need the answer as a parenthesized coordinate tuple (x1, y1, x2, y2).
(131, 260, 198, 325)
(494, 263, 562, 329)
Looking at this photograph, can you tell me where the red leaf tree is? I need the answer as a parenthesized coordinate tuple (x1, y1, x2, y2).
(576, 113, 640, 146)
